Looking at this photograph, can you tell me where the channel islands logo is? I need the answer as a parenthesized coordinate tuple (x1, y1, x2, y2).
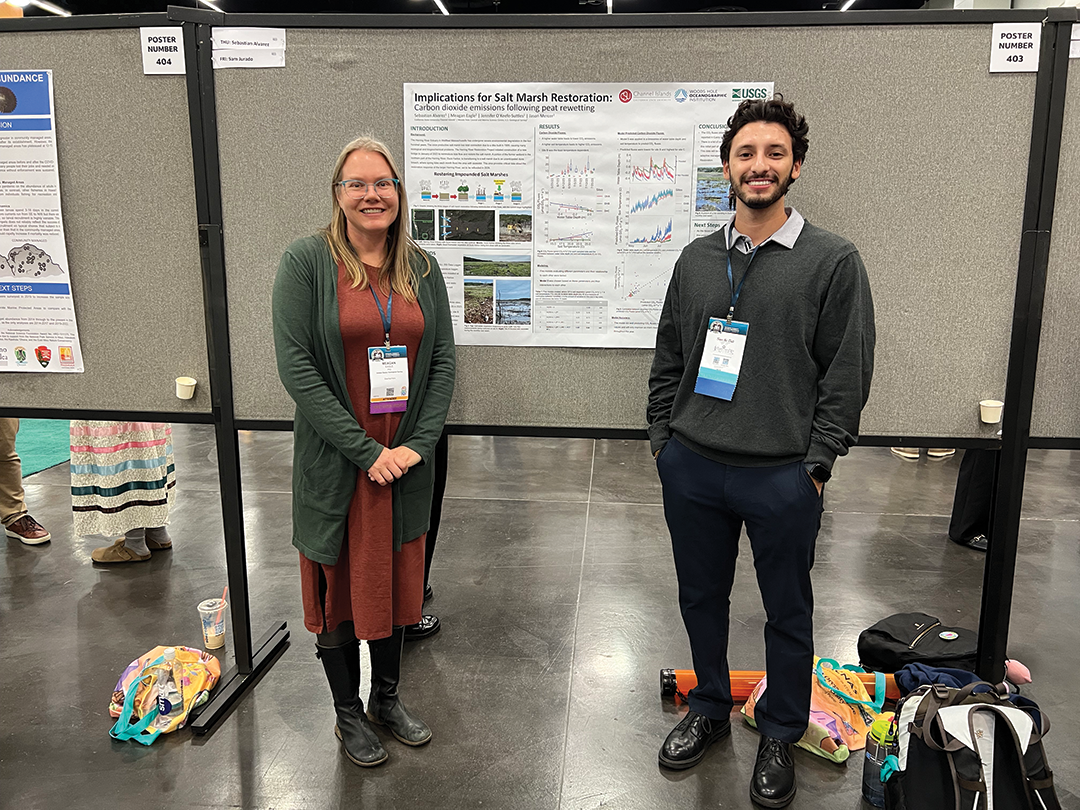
(732, 87, 769, 101)
(619, 89, 633, 103)
(14, 346, 27, 366)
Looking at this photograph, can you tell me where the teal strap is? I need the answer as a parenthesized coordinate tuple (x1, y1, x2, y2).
(815, 658, 885, 714)
(881, 754, 900, 782)
(109, 655, 165, 745)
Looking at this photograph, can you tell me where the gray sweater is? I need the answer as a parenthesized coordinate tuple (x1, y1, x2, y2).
(647, 220, 875, 471)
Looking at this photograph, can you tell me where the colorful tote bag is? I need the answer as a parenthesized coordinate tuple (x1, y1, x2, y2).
(108, 645, 221, 745)
(742, 656, 886, 763)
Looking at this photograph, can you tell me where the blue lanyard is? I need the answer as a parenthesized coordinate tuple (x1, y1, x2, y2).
(726, 245, 759, 323)
(370, 286, 392, 348)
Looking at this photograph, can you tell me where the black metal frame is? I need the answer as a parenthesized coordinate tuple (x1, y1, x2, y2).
(974, 8, 1075, 682)
(178, 15, 290, 735)
(1, 5, 1075, 727)
(162, 7, 1046, 29)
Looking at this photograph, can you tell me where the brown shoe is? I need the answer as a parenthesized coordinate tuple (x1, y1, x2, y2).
(91, 538, 151, 563)
(5, 515, 51, 545)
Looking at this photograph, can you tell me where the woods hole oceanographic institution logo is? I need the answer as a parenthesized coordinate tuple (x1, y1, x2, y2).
(674, 89, 688, 103)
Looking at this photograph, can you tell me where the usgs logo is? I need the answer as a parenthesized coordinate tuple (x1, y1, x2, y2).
(732, 87, 769, 100)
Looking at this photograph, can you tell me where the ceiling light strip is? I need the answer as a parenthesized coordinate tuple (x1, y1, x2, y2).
(29, 0, 71, 15)
(433, 0, 449, 13)
(840, 0, 857, 9)
(198, 0, 224, 11)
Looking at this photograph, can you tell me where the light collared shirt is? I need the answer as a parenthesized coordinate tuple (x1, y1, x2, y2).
(724, 207, 805, 254)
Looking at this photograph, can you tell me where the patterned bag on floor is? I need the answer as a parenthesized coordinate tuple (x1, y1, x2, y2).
(108, 645, 220, 745)
(742, 656, 885, 763)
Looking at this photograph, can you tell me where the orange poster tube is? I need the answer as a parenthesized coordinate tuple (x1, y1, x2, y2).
(660, 668, 900, 704)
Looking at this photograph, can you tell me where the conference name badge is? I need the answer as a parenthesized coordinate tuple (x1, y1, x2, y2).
(368, 346, 409, 414)
(694, 317, 748, 402)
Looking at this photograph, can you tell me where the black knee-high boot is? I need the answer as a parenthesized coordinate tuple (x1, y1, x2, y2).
(366, 627, 432, 746)
(316, 639, 389, 766)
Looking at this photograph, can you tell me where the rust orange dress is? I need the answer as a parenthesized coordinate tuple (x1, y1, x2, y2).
(299, 263, 426, 639)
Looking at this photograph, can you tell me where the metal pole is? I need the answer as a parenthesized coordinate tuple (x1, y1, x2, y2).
(976, 10, 1074, 682)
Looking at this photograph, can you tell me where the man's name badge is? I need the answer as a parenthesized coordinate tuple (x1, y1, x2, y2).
(368, 345, 409, 413)
(694, 318, 749, 402)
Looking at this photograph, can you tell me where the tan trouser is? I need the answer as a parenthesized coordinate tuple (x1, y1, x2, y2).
(0, 417, 27, 526)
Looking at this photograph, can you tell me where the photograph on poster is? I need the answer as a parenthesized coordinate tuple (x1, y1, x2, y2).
(696, 166, 734, 212)
(463, 279, 494, 324)
(412, 209, 436, 241)
(495, 279, 532, 325)
(464, 254, 531, 277)
(498, 212, 533, 242)
(440, 210, 496, 242)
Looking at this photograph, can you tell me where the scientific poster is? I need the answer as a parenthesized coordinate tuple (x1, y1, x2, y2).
(404, 81, 772, 348)
(0, 70, 83, 372)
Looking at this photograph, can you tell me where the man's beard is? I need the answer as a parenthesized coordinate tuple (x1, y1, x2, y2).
(732, 170, 794, 210)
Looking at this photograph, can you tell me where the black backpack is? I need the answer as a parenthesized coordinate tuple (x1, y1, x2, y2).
(858, 612, 978, 672)
(884, 682, 1061, 810)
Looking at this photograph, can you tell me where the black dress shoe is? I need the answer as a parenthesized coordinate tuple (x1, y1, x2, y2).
(424, 584, 433, 603)
(403, 614, 440, 641)
(658, 711, 730, 770)
(750, 736, 796, 808)
(959, 534, 989, 552)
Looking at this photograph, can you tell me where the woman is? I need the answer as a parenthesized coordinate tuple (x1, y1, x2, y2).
(70, 420, 175, 563)
(273, 136, 455, 768)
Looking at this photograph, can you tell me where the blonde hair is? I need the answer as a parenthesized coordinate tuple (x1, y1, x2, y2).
(321, 135, 430, 302)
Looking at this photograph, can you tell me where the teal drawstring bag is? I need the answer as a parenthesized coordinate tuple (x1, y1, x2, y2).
(109, 654, 167, 746)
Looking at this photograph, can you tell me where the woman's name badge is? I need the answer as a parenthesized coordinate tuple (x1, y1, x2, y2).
(368, 346, 409, 413)
(694, 318, 749, 402)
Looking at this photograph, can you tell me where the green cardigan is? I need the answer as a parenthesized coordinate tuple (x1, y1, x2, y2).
(272, 235, 456, 565)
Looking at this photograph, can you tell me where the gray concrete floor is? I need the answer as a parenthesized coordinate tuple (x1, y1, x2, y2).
(2, 427, 1078, 809)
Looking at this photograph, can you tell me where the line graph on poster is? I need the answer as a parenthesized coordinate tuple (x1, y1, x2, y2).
(544, 218, 594, 246)
(628, 154, 678, 183)
(625, 217, 674, 246)
(536, 189, 610, 219)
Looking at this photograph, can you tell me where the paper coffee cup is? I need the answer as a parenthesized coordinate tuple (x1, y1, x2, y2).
(198, 598, 227, 650)
(175, 376, 197, 399)
(980, 399, 1004, 424)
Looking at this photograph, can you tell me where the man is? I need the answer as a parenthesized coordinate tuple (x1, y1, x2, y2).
(647, 97, 874, 808)
(1, 418, 52, 545)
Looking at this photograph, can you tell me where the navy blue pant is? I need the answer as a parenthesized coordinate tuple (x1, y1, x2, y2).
(657, 435, 823, 743)
(948, 448, 996, 544)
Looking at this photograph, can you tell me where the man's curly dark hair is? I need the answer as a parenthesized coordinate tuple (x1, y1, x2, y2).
(719, 94, 809, 168)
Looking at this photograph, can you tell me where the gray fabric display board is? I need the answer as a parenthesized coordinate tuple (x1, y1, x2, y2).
(216, 24, 1031, 434)
(1033, 64, 1080, 440)
(0, 29, 208, 414)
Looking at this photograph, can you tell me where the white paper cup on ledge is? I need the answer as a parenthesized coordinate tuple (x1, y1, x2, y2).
(980, 399, 1004, 424)
(175, 376, 197, 400)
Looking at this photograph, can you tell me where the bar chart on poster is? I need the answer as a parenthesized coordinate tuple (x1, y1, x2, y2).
(404, 81, 771, 348)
